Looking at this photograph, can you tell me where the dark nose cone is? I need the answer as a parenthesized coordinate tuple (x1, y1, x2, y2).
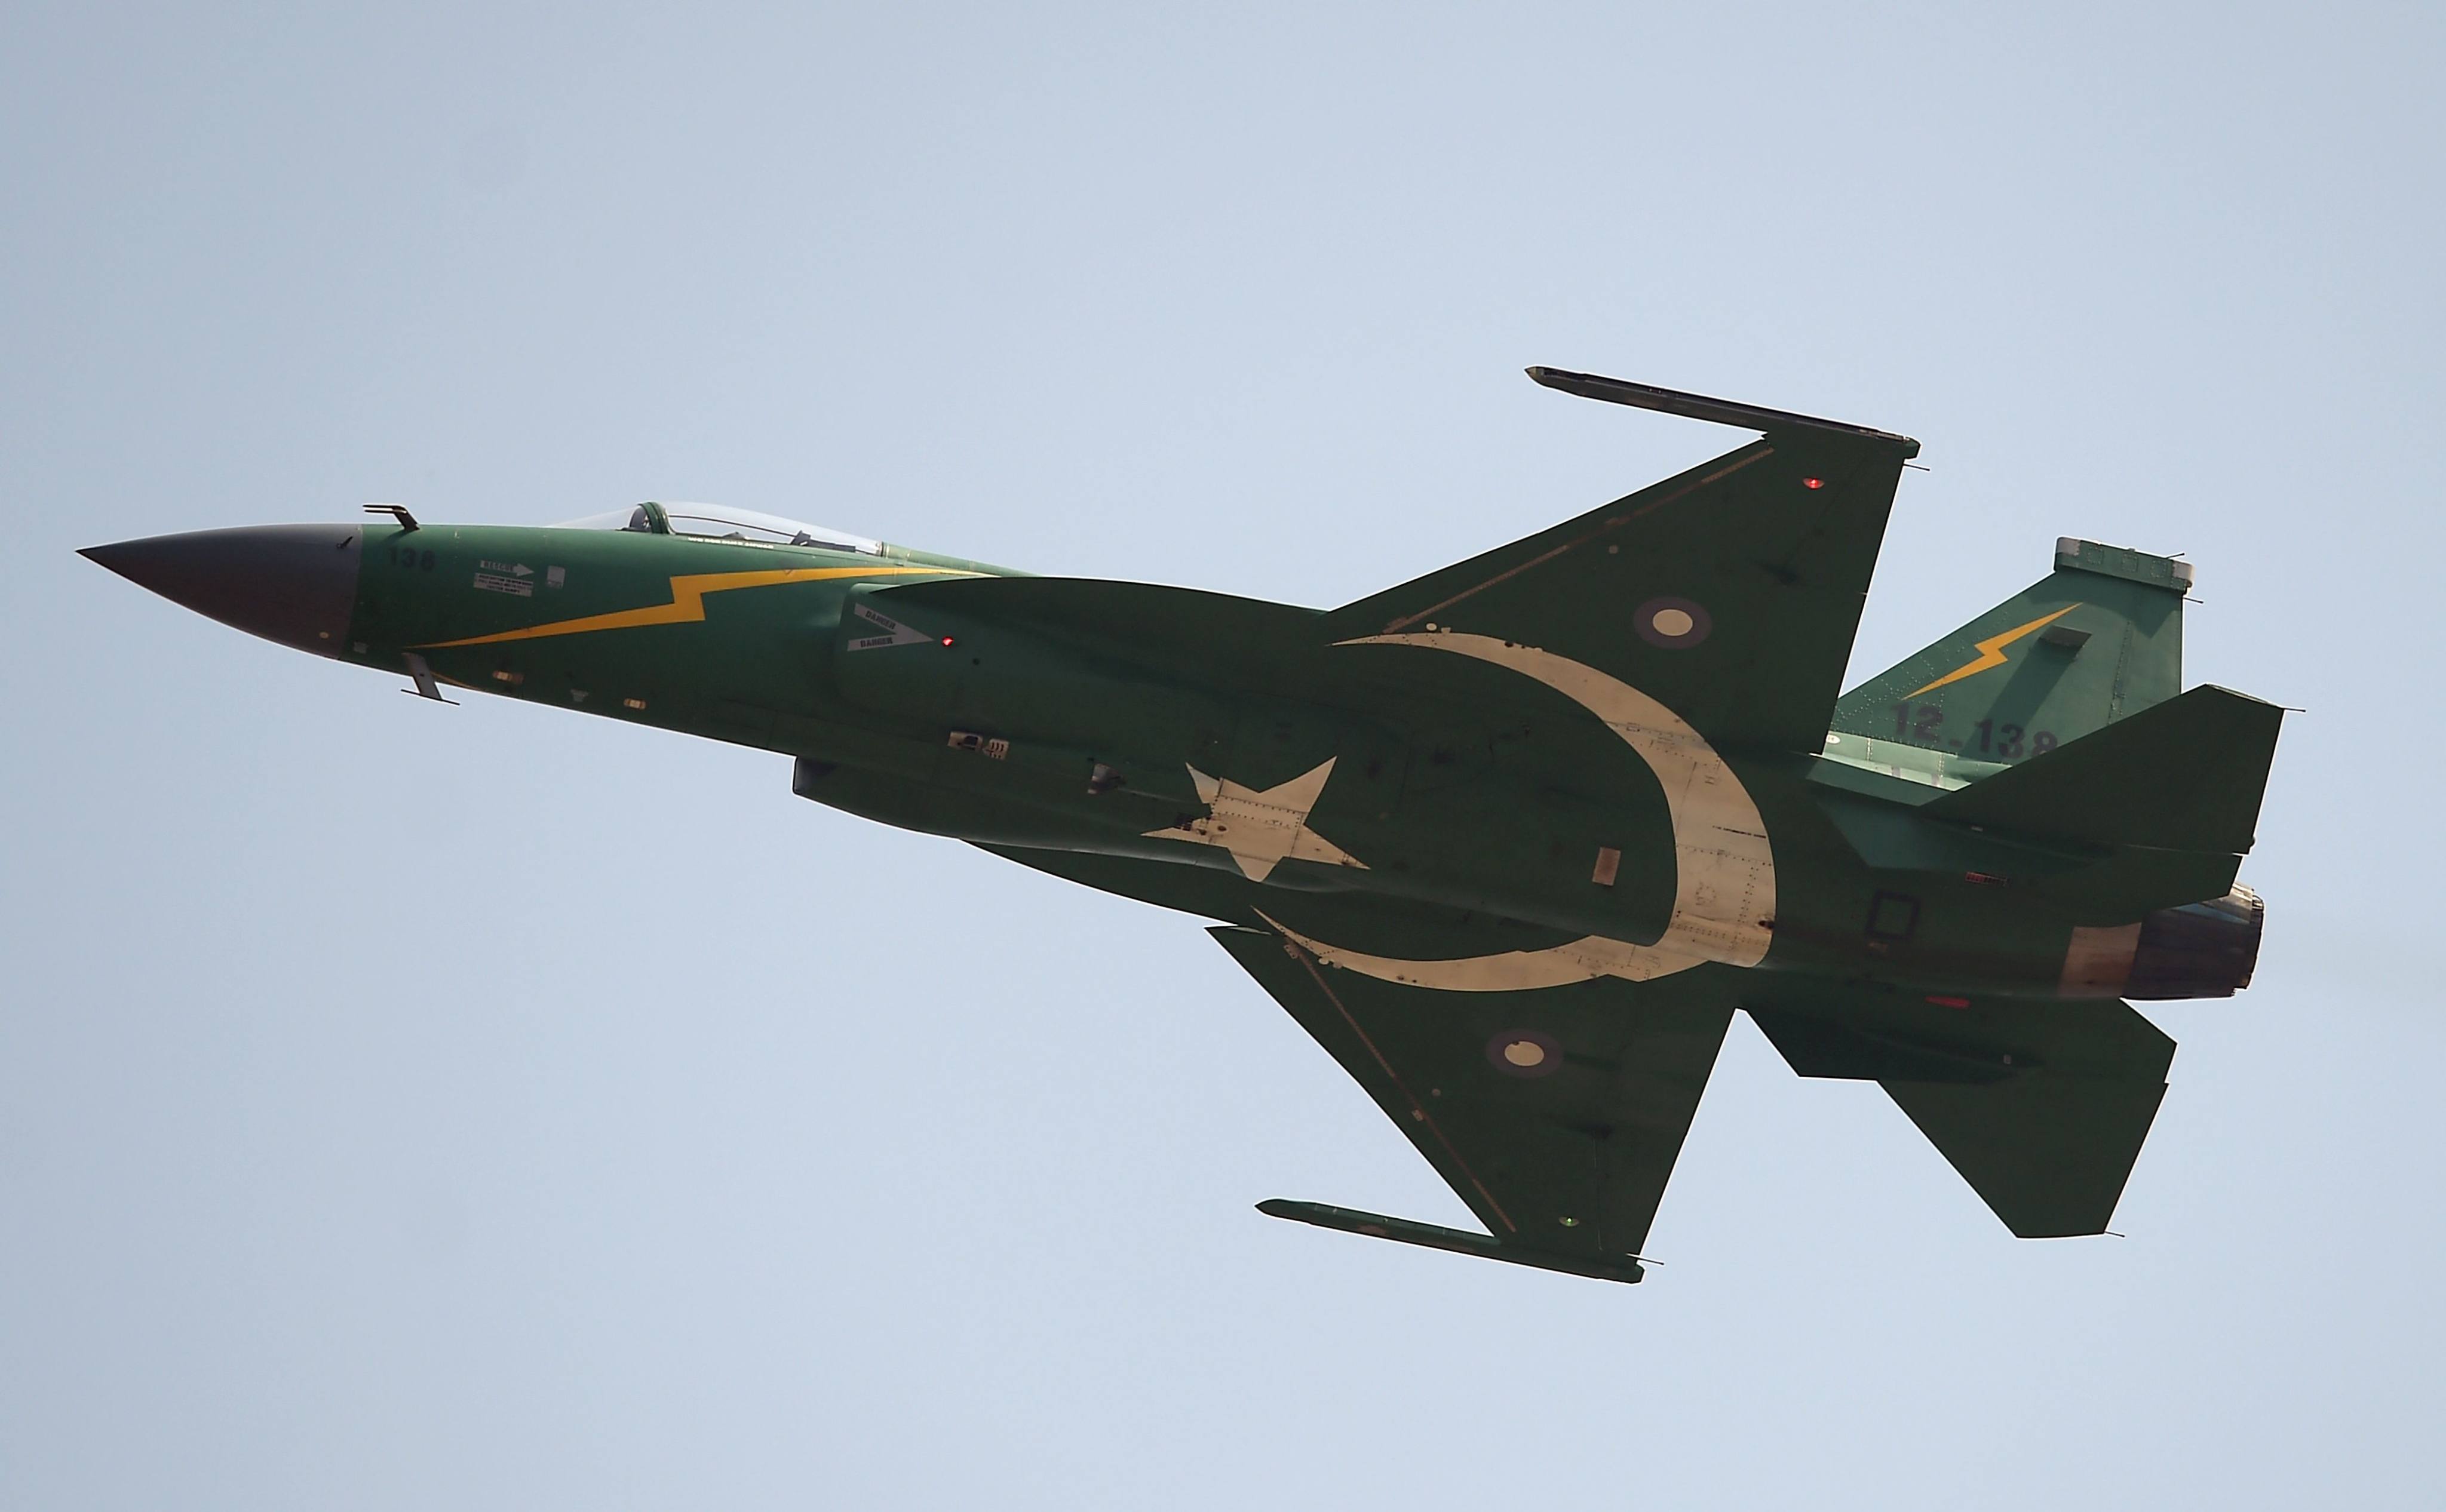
(81, 524, 365, 657)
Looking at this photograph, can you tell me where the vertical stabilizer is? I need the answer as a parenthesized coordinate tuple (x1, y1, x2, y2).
(1831, 539, 2189, 759)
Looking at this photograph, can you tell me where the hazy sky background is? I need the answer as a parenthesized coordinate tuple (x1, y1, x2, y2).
(5, 4, 2442, 1507)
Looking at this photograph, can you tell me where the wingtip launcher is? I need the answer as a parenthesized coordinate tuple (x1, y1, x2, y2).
(1526, 365, 1921, 457)
(1256, 1198, 1648, 1285)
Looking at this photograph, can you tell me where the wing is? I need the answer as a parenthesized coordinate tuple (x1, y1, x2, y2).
(1744, 982, 2175, 1237)
(1321, 370, 1918, 755)
(1216, 924, 1736, 1282)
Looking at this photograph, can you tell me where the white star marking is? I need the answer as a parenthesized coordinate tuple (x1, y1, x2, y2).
(1143, 757, 1368, 883)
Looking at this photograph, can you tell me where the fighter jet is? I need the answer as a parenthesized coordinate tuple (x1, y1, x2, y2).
(82, 368, 2280, 1284)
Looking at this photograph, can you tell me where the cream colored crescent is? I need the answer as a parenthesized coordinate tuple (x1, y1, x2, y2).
(1265, 632, 1778, 991)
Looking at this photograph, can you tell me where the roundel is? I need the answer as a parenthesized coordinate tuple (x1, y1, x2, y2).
(1634, 597, 1711, 650)
(1487, 1029, 1564, 1078)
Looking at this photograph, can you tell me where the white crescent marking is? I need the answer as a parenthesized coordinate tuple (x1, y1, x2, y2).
(1272, 632, 1777, 991)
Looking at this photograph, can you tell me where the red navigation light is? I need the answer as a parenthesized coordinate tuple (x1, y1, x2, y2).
(1802, 477, 1825, 490)
(940, 636, 957, 647)
(1925, 994, 1971, 1009)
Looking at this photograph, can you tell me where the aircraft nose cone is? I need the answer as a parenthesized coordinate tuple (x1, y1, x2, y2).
(81, 524, 365, 657)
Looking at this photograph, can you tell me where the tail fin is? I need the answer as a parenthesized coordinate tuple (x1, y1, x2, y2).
(1831, 538, 2190, 758)
(1919, 684, 2283, 855)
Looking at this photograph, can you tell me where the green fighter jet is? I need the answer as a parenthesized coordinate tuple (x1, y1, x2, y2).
(83, 369, 2281, 1285)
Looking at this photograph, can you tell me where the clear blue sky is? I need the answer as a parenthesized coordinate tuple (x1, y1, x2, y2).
(5, 4, 2441, 1507)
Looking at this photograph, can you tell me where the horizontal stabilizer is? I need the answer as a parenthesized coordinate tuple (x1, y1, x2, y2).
(1885, 1077, 2169, 1239)
(1748, 1006, 2013, 1085)
(1744, 984, 2175, 1238)
(1747, 988, 2175, 1086)
(1256, 1200, 1644, 1284)
(1920, 684, 2283, 854)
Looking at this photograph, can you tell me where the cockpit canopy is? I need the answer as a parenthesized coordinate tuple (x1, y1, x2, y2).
(555, 501, 882, 555)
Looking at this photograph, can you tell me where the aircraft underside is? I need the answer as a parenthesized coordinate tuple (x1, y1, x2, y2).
(82, 368, 2281, 1284)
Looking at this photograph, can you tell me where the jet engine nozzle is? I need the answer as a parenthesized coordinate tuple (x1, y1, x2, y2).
(81, 525, 364, 657)
(2125, 885, 2264, 1000)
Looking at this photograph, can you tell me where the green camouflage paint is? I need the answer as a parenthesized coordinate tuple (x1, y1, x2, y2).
(86, 371, 2283, 1281)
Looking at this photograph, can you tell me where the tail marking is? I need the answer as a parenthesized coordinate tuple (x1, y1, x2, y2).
(1907, 604, 2082, 696)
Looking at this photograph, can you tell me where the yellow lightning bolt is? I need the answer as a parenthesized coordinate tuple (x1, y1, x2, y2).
(1906, 604, 2082, 697)
(416, 565, 966, 649)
